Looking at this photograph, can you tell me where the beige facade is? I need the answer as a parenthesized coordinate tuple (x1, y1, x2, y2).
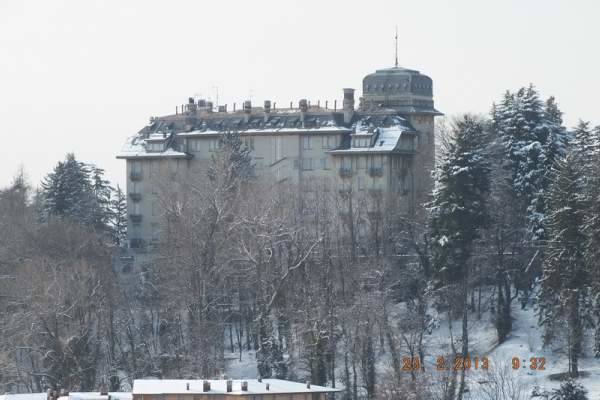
(117, 66, 441, 251)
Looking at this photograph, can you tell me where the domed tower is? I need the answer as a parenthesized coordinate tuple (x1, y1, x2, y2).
(361, 65, 442, 217)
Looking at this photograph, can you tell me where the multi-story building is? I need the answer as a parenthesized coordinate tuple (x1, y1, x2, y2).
(117, 65, 442, 251)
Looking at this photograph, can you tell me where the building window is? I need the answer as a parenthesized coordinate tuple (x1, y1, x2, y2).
(274, 136, 283, 161)
(190, 139, 201, 152)
(244, 137, 255, 150)
(358, 157, 366, 169)
(320, 158, 329, 170)
(322, 135, 336, 149)
(301, 158, 313, 170)
(302, 135, 312, 150)
(209, 139, 220, 152)
(357, 176, 365, 191)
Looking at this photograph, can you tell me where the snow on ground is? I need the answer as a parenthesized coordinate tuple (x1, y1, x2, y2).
(225, 350, 260, 379)
(386, 294, 600, 398)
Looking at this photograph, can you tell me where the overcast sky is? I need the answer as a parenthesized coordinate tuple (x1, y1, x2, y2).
(1, 0, 599, 189)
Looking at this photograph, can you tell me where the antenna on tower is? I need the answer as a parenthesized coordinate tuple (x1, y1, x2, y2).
(394, 26, 399, 68)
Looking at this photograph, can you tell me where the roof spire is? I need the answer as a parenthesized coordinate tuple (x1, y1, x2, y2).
(394, 26, 399, 68)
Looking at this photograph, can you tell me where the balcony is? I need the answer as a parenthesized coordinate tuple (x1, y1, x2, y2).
(130, 214, 143, 223)
(338, 167, 353, 178)
(368, 167, 384, 177)
(130, 170, 143, 181)
(130, 192, 142, 202)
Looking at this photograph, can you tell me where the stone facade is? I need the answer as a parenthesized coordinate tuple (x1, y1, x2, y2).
(117, 66, 442, 251)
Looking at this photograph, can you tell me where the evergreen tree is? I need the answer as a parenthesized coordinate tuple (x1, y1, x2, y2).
(493, 85, 548, 240)
(429, 115, 491, 400)
(40, 154, 114, 233)
(430, 115, 491, 285)
(41, 153, 94, 223)
(110, 185, 128, 247)
(551, 380, 588, 400)
(538, 153, 592, 376)
(90, 166, 114, 231)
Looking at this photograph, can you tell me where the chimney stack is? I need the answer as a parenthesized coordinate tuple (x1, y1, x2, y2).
(306, 381, 311, 389)
(226, 380, 233, 393)
(218, 105, 227, 113)
(343, 88, 355, 124)
(243, 100, 252, 113)
(266, 383, 270, 391)
(241, 381, 248, 391)
(264, 100, 271, 114)
(299, 99, 308, 112)
(186, 383, 189, 391)
(299, 98, 308, 125)
(203, 381, 211, 392)
(206, 101, 213, 113)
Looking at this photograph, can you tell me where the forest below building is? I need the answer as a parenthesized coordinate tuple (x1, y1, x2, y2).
(2, 85, 600, 400)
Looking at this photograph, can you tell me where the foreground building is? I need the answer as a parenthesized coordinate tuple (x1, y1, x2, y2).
(117, 64, 442, 251)
(132, 379, 340, 400)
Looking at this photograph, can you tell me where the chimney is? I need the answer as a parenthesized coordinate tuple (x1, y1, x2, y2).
(226, 380, 233, 393)
(299, 98, 308, 125)
(299, 99, 308, 112)
(203, 381, 211, 392)
(243, 100, 252, 122)
(266, 383, 270, 391)
(241, 381, 248, 391)
(264, 100, 271, 114)
(343, 88, 355, 124)
(306, 381, 311, 389)
(334, 100, 337, 111)
(187, 97, 197, 113)
(206, 101, 213, 113)
(325, 100, 328, 109)
(186, 383, 189, 391)
(218, 105, 227, 113)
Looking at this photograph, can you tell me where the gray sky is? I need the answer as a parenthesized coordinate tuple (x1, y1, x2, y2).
(1, 0, 599, 189)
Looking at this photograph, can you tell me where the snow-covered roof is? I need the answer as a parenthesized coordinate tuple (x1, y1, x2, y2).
(56, 393, 131, 400)
(328, 115, 417, 154)
(132, 379, 340, 395)
(116, 135, 189, 160)
(0, 393, 47, 400)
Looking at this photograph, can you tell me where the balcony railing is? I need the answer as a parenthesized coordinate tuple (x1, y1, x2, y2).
(130, 214, 143, 223)
(368, 167, 384, 177)
(338, 167, 353, 178)
(130, 170, 143, 181)
(130, 192, 142, 202)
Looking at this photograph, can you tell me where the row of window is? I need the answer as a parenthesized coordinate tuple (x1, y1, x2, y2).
(130, 159, 183, 178)
(302, 135, 338, 150)
(352, 137, 371, 148)
(146, 142, 165, 152)
(339, 155, 384, 169)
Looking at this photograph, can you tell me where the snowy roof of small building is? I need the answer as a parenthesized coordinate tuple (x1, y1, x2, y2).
(0, 393, 47, 400)
(132, 379, 340, 395)
(59, 393, 132, 400)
